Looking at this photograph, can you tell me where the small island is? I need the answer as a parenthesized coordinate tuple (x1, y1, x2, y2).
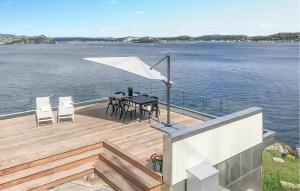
(0, 34, 55, 45)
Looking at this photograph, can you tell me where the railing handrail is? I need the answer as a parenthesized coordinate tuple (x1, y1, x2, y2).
(169, 107, 263, 142)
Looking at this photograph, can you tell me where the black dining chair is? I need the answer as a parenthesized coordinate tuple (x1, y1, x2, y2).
(106, 97, 117, 116)
(142, 102, 159, 123)
(150, 96, 160, 115)
(114, 98, 124, 117)
(119, 100, 136, 122)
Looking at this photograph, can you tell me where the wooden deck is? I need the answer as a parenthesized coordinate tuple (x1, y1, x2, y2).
(0, 102, 202, 171)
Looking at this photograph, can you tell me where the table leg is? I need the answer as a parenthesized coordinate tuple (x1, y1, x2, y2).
(139, 104, 142, 122)
(155, 101, 158, 117)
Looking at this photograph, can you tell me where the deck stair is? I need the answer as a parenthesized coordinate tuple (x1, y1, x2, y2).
(0, 141, 163, 191)
(98, 141, 162, 191)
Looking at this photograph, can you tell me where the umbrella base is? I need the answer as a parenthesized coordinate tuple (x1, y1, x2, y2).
(151, 121, 187, 136)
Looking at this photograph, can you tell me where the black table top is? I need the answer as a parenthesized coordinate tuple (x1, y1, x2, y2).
(123, 95, 158, 105)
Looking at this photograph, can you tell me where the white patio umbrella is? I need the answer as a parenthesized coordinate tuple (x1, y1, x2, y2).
(83, 57, 167, 82)
(83, 56, 172, 127)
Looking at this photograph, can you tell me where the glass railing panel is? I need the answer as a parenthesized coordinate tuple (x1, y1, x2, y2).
(0, 81, 251, 118)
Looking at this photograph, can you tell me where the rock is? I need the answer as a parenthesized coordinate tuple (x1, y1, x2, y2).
(266, 143, 284, 153)
(272, 157, 285, 163)
(47, 174, 114, 191)
(219, 186, 231, 191)
(280, 180, 300, 190)
(72, 174, 110, 189)
(266, 142, 297, 156)
(296, 147, 300, 157)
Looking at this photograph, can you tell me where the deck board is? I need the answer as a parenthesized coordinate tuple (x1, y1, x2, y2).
(0, 102, 202, 170)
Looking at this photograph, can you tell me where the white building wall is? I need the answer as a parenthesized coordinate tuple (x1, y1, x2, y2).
(168, 112, 263, 185)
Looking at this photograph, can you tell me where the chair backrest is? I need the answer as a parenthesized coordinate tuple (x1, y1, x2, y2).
(36, 97, 51, 108)
(121, 100, 130, 109)
(114, 91, 125, 96)
(150, 96, 158, 100)
(59, 96, 72, 107)
(109, 96, 115, 104)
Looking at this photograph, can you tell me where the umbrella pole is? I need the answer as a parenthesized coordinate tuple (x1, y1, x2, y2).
(150, 55, 172, 127)
(166, 55, 171, 127)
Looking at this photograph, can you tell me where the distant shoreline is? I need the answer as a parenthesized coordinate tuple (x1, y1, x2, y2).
(54, 32, 300, 44)
(0, 32, 299, 45)
(1, 40, 298, 46)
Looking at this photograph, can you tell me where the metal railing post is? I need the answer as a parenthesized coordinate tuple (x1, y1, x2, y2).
(93, 83, 96, 100)
(73, 86, 76, 103)
(110, 82, 113, 96)
(202, 97, 205, 114)
(226, 98, 229, 114)
(4, 95, 7, 114)
(220, 98, 223, 111)
(30, 91, 33, 110)
(182, 91, 185, 114)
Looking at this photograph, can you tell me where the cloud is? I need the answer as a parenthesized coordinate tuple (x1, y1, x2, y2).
(259, 23, 274, 27)
(134, 11, 144, 15)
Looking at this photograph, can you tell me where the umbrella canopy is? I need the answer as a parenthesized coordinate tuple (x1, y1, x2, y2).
(83, 56, 168, 82)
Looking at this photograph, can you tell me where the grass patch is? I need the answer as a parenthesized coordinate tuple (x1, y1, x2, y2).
(262, 150, 300, 191)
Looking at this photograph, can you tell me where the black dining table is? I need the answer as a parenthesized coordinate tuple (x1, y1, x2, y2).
(122, 95, 158, 122)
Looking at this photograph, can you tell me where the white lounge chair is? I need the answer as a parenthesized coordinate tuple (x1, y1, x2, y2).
(36, 97, 54, 127)
(58, 96, 74, 123)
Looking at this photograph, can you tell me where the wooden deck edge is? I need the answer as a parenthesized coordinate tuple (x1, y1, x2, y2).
(0, 142, 103, 176)
(0, 155, 99, 190)
(103, 140, 163, 183)
(28, 169, 94, 191)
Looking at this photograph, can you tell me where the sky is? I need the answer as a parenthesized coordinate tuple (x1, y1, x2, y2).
(0, 0, 299, 37)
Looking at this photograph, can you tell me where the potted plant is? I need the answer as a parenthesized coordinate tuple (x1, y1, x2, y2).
(150, 153, 163, 172)
(128, 86, 133, 96)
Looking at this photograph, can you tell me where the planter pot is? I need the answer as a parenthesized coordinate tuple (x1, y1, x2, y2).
(152, 162, 163, 172)
(153, 164, 161, 172)
(128, 88, 133, 96)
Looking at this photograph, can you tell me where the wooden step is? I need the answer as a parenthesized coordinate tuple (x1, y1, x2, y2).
(103, 141, 162, 183)
(99, 148, 161, 191)
(0, 149, 101, 189)
(3, 161, 95, 191)
(94, 160, 142, 191)
(0, 142, 102, 176)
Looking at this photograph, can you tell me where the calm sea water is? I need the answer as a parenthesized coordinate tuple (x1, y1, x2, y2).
(0, 42, 299, 147)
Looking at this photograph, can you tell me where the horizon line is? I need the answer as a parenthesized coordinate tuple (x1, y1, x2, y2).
(1, 31, 299, 38)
